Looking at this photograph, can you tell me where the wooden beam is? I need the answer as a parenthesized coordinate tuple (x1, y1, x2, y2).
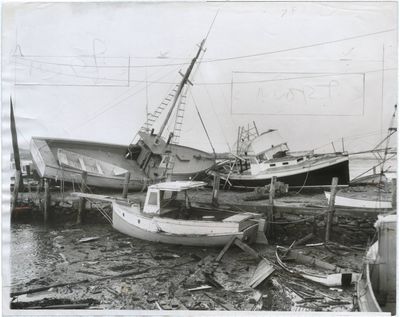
(77, 171, 88, 224)
(266, 176, 276, 238)
(212, 172, 220, 207)
(122, 172, 131, 199)
(215, 236, 236, 262)
(43, 178, 50, 223)
(233, 239, 260, 259)
(325, 177, 338, 242)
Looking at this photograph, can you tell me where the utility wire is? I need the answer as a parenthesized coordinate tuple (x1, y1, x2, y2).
(12, 28, 395, 68)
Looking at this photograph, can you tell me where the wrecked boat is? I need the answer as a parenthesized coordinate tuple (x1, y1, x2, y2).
(357, 214, 396, 315)
(217, 124, 349, 188)
(324, 187, 393, 209)
(30, 39, 215, 190)
(276, 246, 360, 287)
(74, 181, 266, 247)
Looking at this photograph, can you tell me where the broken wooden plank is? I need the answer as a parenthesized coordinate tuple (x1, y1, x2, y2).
(233, 239, 260, 259)
(187, 285, 212, 292)
(78, 236, 100, 244)
(215, 236, 236, 262)
(203, 292, 236, 311)
(249, 258, 275, 288)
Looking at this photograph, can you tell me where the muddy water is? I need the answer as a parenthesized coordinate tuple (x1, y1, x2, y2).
(9, 221, 363, 312)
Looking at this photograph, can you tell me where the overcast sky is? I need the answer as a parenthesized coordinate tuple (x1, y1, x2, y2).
(2, 1, 397, 154)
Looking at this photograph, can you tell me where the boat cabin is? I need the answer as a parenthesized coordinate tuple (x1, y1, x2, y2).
(143, 181, 207, 215)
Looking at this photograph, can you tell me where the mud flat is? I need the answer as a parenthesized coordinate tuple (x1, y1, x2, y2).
(8, 185, 384, 311)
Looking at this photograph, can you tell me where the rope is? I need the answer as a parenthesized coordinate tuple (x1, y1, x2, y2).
(189, 90, 216, 157)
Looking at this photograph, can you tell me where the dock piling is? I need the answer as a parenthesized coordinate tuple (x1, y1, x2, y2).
(325, 177, 338, 242)
(43, 178, 50, 223)
(212, 172, 220, 207)
(77, 171, 88, 224)
(391, 178, 397, 209)
(122, 172, 131, 199)
(266, 176, 276, 238)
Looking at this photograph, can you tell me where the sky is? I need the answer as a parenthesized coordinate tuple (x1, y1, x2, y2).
(2, 1, 398, 155)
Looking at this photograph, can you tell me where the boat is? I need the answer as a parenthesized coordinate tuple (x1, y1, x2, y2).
(275, 246, 360, 287)
(74, 181, 266, 247)
(324, 187, 393, 209)
(217, 123, 350, 189)
(30, 39, 215, 190)
(357, 214, 396, 314)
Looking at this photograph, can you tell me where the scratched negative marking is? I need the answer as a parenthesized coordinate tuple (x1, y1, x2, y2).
(13, 55, 131, 87)
(231, 72, 365, 116)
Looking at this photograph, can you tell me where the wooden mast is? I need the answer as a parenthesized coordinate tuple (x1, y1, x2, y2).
(10, 97, 21, 173)
(10, 97, 23, 216)
(154, 39, 205, 145)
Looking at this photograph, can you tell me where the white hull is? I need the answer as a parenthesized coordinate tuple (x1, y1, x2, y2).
(325, 192, 392, 209)
(112, 202, 258, 247)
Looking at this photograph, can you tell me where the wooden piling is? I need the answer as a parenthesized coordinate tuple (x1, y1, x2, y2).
(212, 172, 220, 207)
(77, 171, 88, 224)
(391, 178, 397, 209)
(325, 177, 338, 242)
(43, 178, 50, 223)
(266, 176, 276, 238)
(122, 172, 131, 199)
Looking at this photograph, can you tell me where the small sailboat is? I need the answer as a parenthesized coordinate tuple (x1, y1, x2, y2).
(74, 181, 266, 246)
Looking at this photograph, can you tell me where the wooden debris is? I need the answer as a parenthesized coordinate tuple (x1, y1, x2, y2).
(248, 258, 275, 288)
(215, 236, 236, 262)
(275, 246, 361, 287)
(203, 292, 236, 311)
(233, 239, 260, 259)
(78, 237, 100, 244)
(27, 303, 90, 309)
(204, 273, 223, 289)
(155, 300, 163, 310)
(187, 285, 212, 292)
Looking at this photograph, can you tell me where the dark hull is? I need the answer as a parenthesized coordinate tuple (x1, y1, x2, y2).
(224, 159, 350, 188)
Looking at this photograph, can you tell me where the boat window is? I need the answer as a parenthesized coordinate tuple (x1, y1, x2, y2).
(270, 163, 276, 167)
(282, 162, 289, 165)
(148, 192, 158, 205)
(297, 158, 304, 162)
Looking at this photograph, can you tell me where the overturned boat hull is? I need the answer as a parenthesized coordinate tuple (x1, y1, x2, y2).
(221, 155, 349, 188)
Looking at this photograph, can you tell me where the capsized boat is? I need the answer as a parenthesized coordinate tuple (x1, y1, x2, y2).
(74, 181, 267, 247)
(357, 214, 396, 314)
(216, 124, 349, 188)
(30, 39, 215, 190)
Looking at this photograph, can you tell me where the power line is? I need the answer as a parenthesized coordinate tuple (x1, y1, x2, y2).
(12, 28, 395, 68)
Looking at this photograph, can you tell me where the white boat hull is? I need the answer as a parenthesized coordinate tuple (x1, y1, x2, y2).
(325, 192, 392, 209)
(112, 202, 258, 247)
